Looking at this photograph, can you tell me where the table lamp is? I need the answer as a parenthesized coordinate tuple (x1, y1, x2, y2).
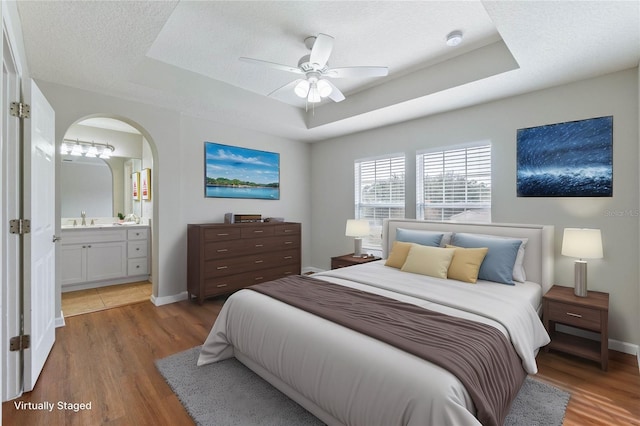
(561, 228, 603, 297)
(345, 219, 370, 257)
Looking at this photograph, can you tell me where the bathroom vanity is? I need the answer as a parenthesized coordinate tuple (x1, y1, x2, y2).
(60, 224, 150, 292)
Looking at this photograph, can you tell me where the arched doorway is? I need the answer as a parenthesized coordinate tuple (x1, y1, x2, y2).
(57, 115, 158, 317)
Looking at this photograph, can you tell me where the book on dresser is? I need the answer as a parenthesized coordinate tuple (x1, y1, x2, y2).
(187, 222, 301, 304)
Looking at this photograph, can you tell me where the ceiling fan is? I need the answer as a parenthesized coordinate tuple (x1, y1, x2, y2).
(240, 33, 388, 105)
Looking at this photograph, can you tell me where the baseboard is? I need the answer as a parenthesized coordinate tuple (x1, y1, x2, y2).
(609, 338, 639, 357)
(151, 291, 188, 306)
(55, 312, 66, 328)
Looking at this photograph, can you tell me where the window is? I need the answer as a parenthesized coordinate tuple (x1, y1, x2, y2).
(416, 144, 491, 222)
(355, 154, 405, 248)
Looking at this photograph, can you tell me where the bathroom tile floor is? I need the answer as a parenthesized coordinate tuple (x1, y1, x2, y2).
(62, 281, 152, 317)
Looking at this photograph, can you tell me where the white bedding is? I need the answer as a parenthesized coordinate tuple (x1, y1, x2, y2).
(199, 261, 550, 426)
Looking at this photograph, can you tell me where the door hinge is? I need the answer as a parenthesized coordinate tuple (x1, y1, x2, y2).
(9, 335, 30, 351)
(9, 219, 31, 235)
(10, 101, 30, 119)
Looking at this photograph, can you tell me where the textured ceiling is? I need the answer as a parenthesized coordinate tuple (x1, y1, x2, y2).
(16, 1, 640, 142)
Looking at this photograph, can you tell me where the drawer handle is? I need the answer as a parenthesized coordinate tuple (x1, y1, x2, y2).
(254, 230, 264, 233)
(217, 266, 228, 270)
(284, 256, 293, 259)
(284, 229, 292, 233)
(217, 233, 229, 236)
(217, 249, 228, 253)
(136, 248, 140, 251)
(136, 265, 140, 269)
(216, 284, 228, 288)
(254, 260, 264, 264)
(284, 271, 292, 275)
(255, 244, 263, 248)
(254, 277, 264, 281)
(284, 241, 293, 245)
(566, 312, 582, 318)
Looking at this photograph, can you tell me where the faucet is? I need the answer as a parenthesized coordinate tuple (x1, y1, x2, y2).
(81, 210, 86, 226)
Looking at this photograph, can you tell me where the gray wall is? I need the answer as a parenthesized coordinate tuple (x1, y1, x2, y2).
(310, 68, 640, 349)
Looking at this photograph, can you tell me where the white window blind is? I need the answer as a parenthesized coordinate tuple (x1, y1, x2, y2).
(416, 144, 491, 222)
(355, 155, 405, 248)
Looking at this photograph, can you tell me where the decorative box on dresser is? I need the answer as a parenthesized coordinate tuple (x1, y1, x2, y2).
(187, 222, 301, 304)
(542, 285, 609, 370)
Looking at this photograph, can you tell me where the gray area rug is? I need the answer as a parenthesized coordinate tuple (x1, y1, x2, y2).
(156, 346, 570, 426)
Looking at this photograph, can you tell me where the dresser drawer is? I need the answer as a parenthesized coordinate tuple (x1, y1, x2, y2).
(241, 226, 275, 238)
(546, 301, 602, 331)
(128, 258, 148, 276)
(128, 240, 148, 258)
(203, 227, 241, 241)
(274, 223, 300, 236)
(203, 239, 247, 259)
(127, 228, 148, 241)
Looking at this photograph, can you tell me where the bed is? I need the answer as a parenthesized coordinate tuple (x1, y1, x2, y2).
(198, 220, 554, 426)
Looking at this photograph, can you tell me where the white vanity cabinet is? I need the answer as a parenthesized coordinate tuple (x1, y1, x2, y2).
(60, 226, 150, 291)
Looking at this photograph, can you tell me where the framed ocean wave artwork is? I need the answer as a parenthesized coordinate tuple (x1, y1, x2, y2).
(204, 142, 280, 200)
(517, 116, 613, 197)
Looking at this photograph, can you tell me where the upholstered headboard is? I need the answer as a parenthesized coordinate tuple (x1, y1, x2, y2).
(382, 219, 555, 294)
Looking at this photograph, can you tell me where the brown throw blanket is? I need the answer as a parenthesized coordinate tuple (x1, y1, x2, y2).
(249, 275, 527, 426)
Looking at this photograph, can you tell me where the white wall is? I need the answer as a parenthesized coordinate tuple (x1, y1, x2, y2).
(310, 68, 640, 349)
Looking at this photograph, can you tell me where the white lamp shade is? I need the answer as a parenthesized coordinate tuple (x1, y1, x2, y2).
(316, 79, 333, 97)
(294, 80, 310, 98)
(345, 219, 370, 237)
(561, 228, 603, 259)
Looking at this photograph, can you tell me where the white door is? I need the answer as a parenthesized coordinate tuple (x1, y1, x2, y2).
(22, 80, 56, 392)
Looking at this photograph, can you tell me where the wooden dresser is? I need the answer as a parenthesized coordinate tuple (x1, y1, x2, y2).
(187, 222, 301, 303)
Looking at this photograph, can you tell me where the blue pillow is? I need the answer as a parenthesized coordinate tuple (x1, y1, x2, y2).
(450, 233, 521, 285)
(396, 228, 444, 247)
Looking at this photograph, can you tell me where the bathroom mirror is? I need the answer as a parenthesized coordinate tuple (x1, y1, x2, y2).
(61, 155, 141, 218)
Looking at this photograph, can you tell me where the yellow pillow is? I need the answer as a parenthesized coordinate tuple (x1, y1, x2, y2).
(446, 245, 489, 283)
(385, 241, 413, 268)
(401, 245, 455, 279)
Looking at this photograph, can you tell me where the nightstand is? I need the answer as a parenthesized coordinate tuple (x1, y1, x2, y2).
(542, 285, 609, 370)
(331, 253, 381, 270)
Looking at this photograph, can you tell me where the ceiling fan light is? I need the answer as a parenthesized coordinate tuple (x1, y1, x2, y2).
(307, 84, 322, 103)
(316, 79, 333, 97)
(294, 80, 310, 98)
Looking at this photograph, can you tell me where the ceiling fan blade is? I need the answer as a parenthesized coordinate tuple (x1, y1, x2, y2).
(325, 80, 345, 102)
(267, 79, 303, 98)
(309, 33, 334, 69)
(327, 66, 389, 78)
(239, 57, 303, 75)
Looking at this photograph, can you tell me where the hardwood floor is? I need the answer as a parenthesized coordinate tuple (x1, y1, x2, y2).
(3, 297, 639, 425)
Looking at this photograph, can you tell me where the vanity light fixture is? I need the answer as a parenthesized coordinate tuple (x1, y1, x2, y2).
(61, 138, 115, 159)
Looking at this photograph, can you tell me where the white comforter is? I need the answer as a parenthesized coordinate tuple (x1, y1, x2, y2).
(199, 262, 550, 426)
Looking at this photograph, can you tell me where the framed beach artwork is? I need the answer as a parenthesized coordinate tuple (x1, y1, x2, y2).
(132, 171, 140, 200)
(204, 142, 280, 200)
(517, 116, 613, 197)
(141, 168, 151, 201)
